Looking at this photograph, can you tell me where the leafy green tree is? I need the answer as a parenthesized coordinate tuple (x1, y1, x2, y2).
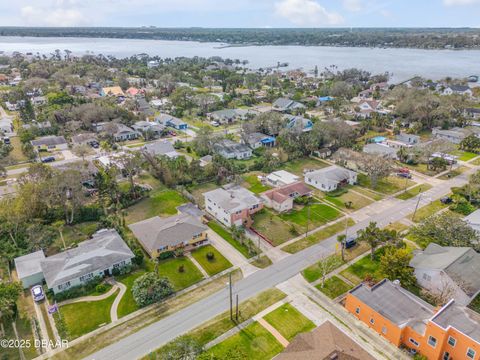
(0, 282, 22, 320)
(132, 272, 174, 307)
(460, 134, 480, 152)
(356, 222, 385, 260)
(379, 246, 416, 288)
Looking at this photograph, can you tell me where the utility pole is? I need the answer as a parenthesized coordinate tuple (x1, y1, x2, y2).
(306, 203, 310, 237)
(229, 272, 233, 321)
(411, 188, 423, 222)
(236, 294, 239, 321)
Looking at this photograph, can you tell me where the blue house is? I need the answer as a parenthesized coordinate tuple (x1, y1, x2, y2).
(155, 114, 188, 130)
(317, 96, 334, 105)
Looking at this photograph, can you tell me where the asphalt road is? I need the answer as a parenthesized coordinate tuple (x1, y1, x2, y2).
(85, 169, 472, 360)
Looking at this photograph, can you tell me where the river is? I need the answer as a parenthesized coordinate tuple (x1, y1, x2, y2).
(0, 36, 479, 83)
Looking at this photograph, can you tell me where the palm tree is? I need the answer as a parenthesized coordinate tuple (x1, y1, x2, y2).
(357, 221, 383, 260)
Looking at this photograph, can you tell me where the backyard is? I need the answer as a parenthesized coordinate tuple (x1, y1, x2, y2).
(280, 157, 329, 176)
(191, 245, 233, 276)
(242, 173, 271, 194)
(46, 221, 99, 256)
(125, 188, 186, 224)
(263, 303, 315, 341)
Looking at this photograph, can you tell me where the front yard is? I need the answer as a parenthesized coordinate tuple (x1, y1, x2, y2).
(450, 149, 478, 162)
(395, 184, 432, 200)
(357, 174, 415, 195)
(340, 248, 386, 285)
(323, 189, 374, 211)
(191, 245, 233, 276)
(408, 199, 448, 222)
(157, 256, 205, 290)
(59, 289, 119, 339)
(316, 276, 353, 299)
(263, 303, 315, 341)
(204, 322, 284, 360)
(253, 209, 295, 246)
(208, 221, 256, 258)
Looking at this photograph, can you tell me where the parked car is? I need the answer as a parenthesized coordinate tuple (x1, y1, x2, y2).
(397, 172, 412, 179)
(440, 196, 452, 204)
(31, 285, 45, 302)
(89, 140, 99, 148)
(3, 137, 10, 145)
(41, 156, 55, 163)
(345, 236, 357, 249)
(168, 130, 177, 136)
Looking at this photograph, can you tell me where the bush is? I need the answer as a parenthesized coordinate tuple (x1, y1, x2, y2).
(159, 251, 175, 260)
(112, 264, 132, 277)
(178, 265, 185, 273)
(95, 284, 108, 293)
(53, 276, 103, 302)
(132, 273, 174, 307)
(326, 187, 348, 197)
(132, 248, 144, 266)
(206, 252, 215, 261)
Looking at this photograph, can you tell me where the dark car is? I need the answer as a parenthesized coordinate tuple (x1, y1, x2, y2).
(89, 140, 99, 148)
(3, 137, 10, 145)
(345, 237, 357, 249)
(397, 172, 412, 179)
(440, 196, 452, 204)
(41, 156, 55, 163)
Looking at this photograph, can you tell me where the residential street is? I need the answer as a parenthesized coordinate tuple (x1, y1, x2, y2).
(84, 165, 475, 360)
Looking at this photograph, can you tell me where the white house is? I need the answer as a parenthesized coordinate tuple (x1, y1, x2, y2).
(213, 139, 252, 160)
(464, 209, 480, 233)
(443, 85, 473, 97)
(14, 229, 134, 294)
(204, 185, 263, 227)
(266, 170, 300, 187)
(304, 165, 357, 192)
(410, 243, 480, 306)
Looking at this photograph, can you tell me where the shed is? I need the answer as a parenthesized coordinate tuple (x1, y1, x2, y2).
(14, 250, 45, 289)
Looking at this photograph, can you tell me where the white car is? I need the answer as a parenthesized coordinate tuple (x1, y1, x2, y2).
(31, 285, 45, 302)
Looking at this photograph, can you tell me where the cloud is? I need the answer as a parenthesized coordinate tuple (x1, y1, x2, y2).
(20, 3, 90, 26)
(343, 0, 363, 12)
(274, 0, 344, 26)
(443, 0, 480, 5)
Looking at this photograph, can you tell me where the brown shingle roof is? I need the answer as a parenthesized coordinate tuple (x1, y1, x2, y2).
(275, 321, 375, 360)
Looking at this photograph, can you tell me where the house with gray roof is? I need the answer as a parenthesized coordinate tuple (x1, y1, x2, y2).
(128, 213, 208, 258)
(132, 121, 165, 137)
(207, 108, 257, 124)
(14, 229, 134, 294)
(155, 113, 187, 130)
(443, 85, 473, 97)
(304, 165, 357, 192)
(141, 140, 178, 158)
(464, 208, 480, 234)
(213, 139, 252, 160)
(432, 127, 471, 144)
(410, 243, 480, 305)
(41, 229, 134, 294)
(363, 143, 398, 159)
(272, 98, 305, 113)
(243, 132, 275, 149)
(31, 135, 68, 151)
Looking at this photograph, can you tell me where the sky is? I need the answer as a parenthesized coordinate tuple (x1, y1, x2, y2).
(0, 0, 479, 28)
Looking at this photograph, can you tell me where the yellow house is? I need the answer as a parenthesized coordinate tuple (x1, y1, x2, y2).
(128, 213, 208, 258)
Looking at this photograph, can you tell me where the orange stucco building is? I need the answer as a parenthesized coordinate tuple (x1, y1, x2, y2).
(345, 279, 480, 360)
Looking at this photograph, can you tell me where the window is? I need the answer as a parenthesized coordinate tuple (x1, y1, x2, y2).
(447, 336, 456, 347)
(369, 318, 375, 325)
(422, 273, 432, 281)
(355, 307, 360, 314)
(428, 336, 437, 348)
(409, 338, 419, 347)
(80, 273, 94, 282)
(443, 352, 450, 360)
(58, 281, 71, 290)
(382, 326, 387, 335)
(467, 348, 476, 359)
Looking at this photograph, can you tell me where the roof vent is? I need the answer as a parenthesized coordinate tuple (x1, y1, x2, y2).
(329, 353, 338, 360)
(393, 279, 401, 286)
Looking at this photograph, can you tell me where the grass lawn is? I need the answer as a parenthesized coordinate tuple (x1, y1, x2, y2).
(6, 136, 29, 163)
(471, 157, 480, 166)
(116, 270, 147, 318)
(204, 322, 284, 360)
(183, 289, 286, 347)
(358, 174, 415, 195)
(385, 221, 410, 233)
(302, 255, 344, 283)
(438, 166, 468, 180)
(47, 221, 99, 256)
(408, 199, 448, 222)
(253, 209, 295, 246)
(451, 149, 478, 162)
(125, 188, 186, 224)
(399, 162, 440, 176)
(468, 293, 480, 314)
(340, 248, 386, 285)
(395, 184, 432, 200)
(263, 303, 315, 341)
(191, 245, 232, 276)
(188, 181, 218, 207)
(60, 289, 118, 339)
(324, 190, 374, 211)
(283, 218, 355, 254)
(208, 221, 255, 258)
(279, 203, 341, 229)
(158, 256, 205, 290)
(316, 276, 353, 299)
(243, 173, 271, 194)
(351, 185, 383, 201)
(251, 255, 273, 269)
(280, 157, 329, 176)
